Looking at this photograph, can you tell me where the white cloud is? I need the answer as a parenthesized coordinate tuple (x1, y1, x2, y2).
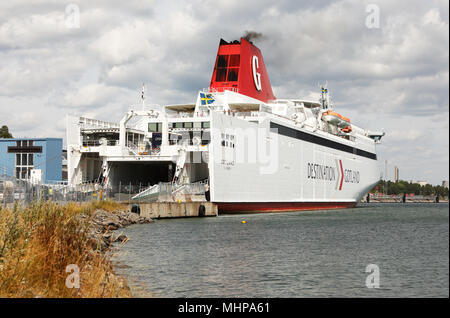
(0, 0, 448, 184)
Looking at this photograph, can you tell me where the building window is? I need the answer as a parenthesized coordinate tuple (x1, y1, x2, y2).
(14, 140, 35, 180)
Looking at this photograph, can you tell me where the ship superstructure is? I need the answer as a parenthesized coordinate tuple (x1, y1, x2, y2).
(66, 38, 384, 212)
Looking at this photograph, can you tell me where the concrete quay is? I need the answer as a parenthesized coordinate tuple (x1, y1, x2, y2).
(131, 201, 218, 219)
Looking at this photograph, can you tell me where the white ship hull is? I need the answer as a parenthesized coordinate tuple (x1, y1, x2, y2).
(208, 111, 379, 212)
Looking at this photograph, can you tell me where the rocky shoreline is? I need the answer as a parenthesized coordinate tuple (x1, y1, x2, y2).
(78, 209, 154, 251)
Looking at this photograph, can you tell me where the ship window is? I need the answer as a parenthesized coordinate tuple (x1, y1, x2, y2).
(184, 122, 193, 128)
(174, 122, 183, 128)
(227, 68, 239, 81)
(148, 123, 162, 133)
(229, 54, 240, 67)
(201, 131, 211, 145)
(216, 68, 227, 82)
(215, 54, 239, 82)
(217, 55, 228, 68)
(193, 122, 202, 129)
(202, 122, 210, 128)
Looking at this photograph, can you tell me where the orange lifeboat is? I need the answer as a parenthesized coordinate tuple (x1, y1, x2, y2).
(341, 125, 352, 133)
(322, 110, 351, 128)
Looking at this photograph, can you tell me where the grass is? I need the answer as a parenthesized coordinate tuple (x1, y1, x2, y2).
(0, 200, 132, 298)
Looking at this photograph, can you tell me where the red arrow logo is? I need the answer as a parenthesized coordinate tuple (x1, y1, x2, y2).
(339, 159, 344, 191)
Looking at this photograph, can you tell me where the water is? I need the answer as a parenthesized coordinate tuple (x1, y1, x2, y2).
(113, 203, 449, 297)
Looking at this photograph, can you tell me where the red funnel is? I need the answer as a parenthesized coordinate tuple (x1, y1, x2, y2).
(209, 38, 276, 103)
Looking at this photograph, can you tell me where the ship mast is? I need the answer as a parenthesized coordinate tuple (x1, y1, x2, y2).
(320, 85, 329, 109)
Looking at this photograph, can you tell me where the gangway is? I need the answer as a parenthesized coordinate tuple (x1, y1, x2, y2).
(173, 147, 187, 183)
(131, 180, 208, 203)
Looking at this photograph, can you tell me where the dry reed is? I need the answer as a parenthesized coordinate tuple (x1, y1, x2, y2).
(0, 200, 132, 298)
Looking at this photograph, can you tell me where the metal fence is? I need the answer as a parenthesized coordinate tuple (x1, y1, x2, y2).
(0, 176, 157, 207)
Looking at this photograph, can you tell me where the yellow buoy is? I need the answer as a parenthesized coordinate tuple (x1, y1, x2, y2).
(241, 220, 246, 224)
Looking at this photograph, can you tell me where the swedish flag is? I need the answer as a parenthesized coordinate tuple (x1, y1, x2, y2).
(200, 92, 215, 105)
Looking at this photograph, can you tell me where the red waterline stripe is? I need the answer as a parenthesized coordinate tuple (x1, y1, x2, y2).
(217, 201, 356, 214)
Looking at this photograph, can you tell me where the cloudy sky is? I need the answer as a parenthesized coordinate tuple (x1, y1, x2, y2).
(0, 0, 448, 185)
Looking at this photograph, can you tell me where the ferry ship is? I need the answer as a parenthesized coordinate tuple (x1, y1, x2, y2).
(66, 37, 384, 213)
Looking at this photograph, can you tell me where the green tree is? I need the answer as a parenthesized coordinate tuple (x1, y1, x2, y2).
(0, 125, 13, 138)
(369, 179, 449, 198)
(423, 184, 434, 196)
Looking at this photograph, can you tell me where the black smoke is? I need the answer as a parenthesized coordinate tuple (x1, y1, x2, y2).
(242, 31, 264, 43)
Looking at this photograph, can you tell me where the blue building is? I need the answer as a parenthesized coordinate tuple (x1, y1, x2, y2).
(0, 138, 62, 184)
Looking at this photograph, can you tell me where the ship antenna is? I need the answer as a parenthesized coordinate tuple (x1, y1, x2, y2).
(141, 83, 146, 110)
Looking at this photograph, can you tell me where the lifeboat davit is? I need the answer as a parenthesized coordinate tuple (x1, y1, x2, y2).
(322, 110, 351, 128)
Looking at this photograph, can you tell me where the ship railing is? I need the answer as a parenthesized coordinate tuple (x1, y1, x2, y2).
(165, 112, 195, 118)
(131, 183, 160, 201)
(79, 117, 119, 129)
(131, 179, 209, 202)
(172, 179, 208, 195)
(125, 141, 158, 156)
(126, 141, 140, 155)
(202, 87, 239, 94)
(234, 111, 260, 118)
(82, 139, 118, 147)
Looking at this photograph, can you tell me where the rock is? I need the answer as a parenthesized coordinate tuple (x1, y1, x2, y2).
(114, 234, 128, 242)
(106, 223, 120, 231)
(82, 208, 153, 251)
